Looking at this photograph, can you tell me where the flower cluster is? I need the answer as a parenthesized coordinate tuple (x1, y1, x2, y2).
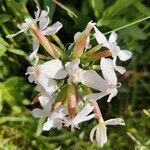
(7, 6, 132, 147)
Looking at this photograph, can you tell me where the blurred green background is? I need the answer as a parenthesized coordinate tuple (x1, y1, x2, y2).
(0, 0, 149, 149)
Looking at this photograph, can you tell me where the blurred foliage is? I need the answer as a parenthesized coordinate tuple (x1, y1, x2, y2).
(0, 0, 150, 149)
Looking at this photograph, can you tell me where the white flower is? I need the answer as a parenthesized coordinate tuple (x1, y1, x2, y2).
(32, 94, 55, 118)
(26, 59, 67, 95)
(29, 6, 63, 62)
(6, 18, 35, 38)
(83, 57, 120, 102)
(74, 32, 91, 50)
(63, 103, 95, 131)
(92, 23, 132, 74)
(90, 118, 125, 147)
(65, 59, 85, 84)
(42, 106, 68, 131)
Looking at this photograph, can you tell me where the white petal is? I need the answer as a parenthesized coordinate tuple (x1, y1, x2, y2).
(29, 38, 40, 60)
(42, 119, 54, 131)
(6, 30, 23, 38)
(82, 70, 107, 91)
(105, 118, 125, 126)
(74, 32, 82, 42)
(109, 43, 120, 57)
(73, 104, 94, 124)
(85, 92, 108, 101)
(39, 18, 49, 31)
(113, 57, 126, 74)
(38, 96, 51, 108)
(118, 50, 132, 61)
(38, 77, 58, 95)
(40, 59, 67, 79)
(96, 124, 107, 147)
(34, 6, 40, 19)
(108, 32, 117, 43)
(92, 25, 108, 47)
(101, 58, 117, 84)
(107, 89, 118, 102)
(115, 65, 126, 74)
(32, 108, 44, 118)
(38, 7, 49, 20)
(42, 21, 62, 35)
(90, 125, 97, 142)
(65, 59, 80, 74)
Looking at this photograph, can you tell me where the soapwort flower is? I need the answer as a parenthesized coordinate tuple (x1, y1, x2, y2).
(6, 6, 62, 63)
(90, 118, 125, 147)
(43, 106, 68, 131)
(6, 18, 35, 38)
(26, 59, 67, 95)
(29, 7, 63, 61)
(32, 95, 55, 118)
(63, 103, 95, 131)
(65, 59, 85, 84)
(92, 23, 132, 74)
(83, 57, 121, 102)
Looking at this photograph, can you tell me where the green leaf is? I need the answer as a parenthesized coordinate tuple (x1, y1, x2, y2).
(0, 44, 6, 57)
(0, 90, 3, 112)
(7, 48, 26, 56)
(0, 14, 11, 24)
(122, 25, 147, 40)
(88, 0, 104, 18)
(103, 0, 138, 19)
(134, 1, 150, 16)
(0, 37, 9, 47)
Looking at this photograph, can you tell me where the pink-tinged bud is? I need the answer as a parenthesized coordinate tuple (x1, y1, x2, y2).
(67, 84, 77, 119)
(30, 24, 61, 59)
(72, 22, 93, 59)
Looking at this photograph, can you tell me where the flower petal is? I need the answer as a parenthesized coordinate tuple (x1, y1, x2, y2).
(105, 118, 125, 126)
(118, 50, 132, 61)
(6, 30, 24, 38)
(97, 124, 107, 147)
(37, 77, 58, 95)
(113, 57, 126, 74)
(32, 108, 44, 118)
(40, 59, 67, 79)
(107, 89, 118, 102)
(34, 6, 40, 19)
(42, 21, 62, 35)
(85, 92, 108, 101)
(92, 24, 108, 47)
(114, 65, 126, 74)
(38, 95, 52, 108)
(39, 17, 49, 31)
(82, 70, 107, 91)
(74, 32, 82, 42)
(90, 125, 97, 142)
(42, 119, 54, 131)
(38, 7, 49, 20)
(101, 58, 117, 84)
(109, 32, 117, 43)
(29, 38, 40, 60)
(73, 104, 94, 124)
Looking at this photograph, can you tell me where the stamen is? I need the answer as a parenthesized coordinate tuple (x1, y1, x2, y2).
(116, 82, 121, 88)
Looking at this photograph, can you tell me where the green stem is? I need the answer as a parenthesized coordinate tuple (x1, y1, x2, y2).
(104, 16, 150, 35)
(51, 34, 65, 50)
(35, 117, 46, 136)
